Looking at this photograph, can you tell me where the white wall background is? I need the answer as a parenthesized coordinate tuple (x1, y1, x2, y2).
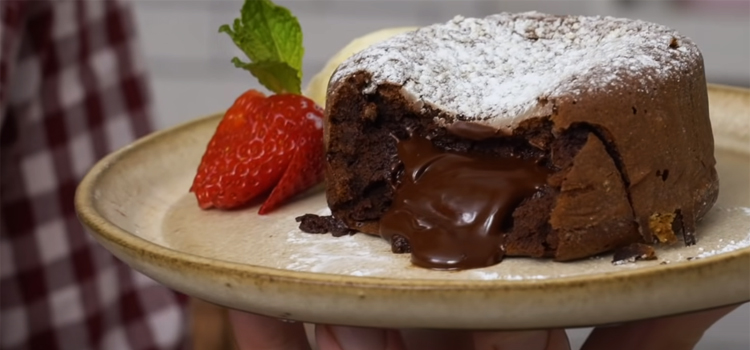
(132, 0, 750, 130)
(130, 1, 750, 349)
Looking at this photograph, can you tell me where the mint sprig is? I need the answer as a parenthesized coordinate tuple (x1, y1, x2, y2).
(219, 0, 304, 95)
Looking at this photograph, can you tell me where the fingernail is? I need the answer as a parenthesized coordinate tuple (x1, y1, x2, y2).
(328, 325, 387, 350)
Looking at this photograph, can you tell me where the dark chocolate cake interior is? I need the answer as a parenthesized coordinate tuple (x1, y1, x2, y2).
(300, 74, 691, 270)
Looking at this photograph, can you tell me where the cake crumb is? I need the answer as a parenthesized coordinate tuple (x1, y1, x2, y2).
(649, 212, 678, 244)
(296, 214, 356, 237)
(612, 243, 658, 265)
(390, 234, 412, 254)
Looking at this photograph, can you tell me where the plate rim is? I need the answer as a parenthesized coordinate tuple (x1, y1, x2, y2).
(74, 83, 750, 292)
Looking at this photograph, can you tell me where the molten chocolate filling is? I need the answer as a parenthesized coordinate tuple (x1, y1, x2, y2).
(379, 135, 550, 270)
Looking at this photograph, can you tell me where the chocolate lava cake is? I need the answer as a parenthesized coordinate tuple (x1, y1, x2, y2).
(299, 12, 719, 270)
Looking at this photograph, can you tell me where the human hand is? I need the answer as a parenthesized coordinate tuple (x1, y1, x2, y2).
(228, 304, 739, 350)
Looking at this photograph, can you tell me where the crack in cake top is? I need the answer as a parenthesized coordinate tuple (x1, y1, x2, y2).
(330, 12, 702, 130)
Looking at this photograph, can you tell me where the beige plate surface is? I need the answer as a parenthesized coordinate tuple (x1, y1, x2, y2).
(76, 84, 750, 330)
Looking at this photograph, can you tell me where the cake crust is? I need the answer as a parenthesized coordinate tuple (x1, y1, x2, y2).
(330, 12, 704, 131)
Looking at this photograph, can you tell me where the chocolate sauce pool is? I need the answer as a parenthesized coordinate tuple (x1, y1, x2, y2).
(379, 135, 550, 270)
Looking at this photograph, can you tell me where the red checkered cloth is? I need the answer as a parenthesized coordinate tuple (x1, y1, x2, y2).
(1, 1, 189, 349)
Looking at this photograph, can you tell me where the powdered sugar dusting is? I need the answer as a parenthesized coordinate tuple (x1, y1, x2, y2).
(265, 205, 750, 280)
(694, 207, 750, 259)
(472, 271, 548, 280)
(284, 206, 394, 275)
(331, 12, 701, 130)
(284, 228, 392, 275)
(695, 237, 750, 259)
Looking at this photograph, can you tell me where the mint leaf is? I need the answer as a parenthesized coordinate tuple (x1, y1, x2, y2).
(219, 0, 304, 94)
(231, 58, 301, 95)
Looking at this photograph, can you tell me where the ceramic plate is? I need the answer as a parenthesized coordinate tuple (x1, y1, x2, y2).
(75, 84, 750, 330)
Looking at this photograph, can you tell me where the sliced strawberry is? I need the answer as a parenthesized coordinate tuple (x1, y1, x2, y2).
(190, 89, 291, 209)
(259, 124, 325, 214)
(257, 94, 325, 213)
(190, 89, 325, 213)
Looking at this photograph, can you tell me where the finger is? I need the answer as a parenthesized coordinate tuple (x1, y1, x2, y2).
(400, 329, 474, 350)
(581, 305, 740, 350)
(315, 325, 405, 350)
(547, 329, 572, 350)
(190, 299, 235, 350)
(228, 310, 311, 350)
(474, 329, 570, 350)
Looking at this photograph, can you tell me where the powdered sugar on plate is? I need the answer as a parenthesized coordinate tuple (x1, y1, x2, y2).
(693, 207, 750, 259)
(331, 12, 701, 130)
(472, 271, 548, 281)
(284, 206, 396, 275)
(695, 237, 750, 259)
(160, 188, 749, 281)
(277, 205, 750, 280)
